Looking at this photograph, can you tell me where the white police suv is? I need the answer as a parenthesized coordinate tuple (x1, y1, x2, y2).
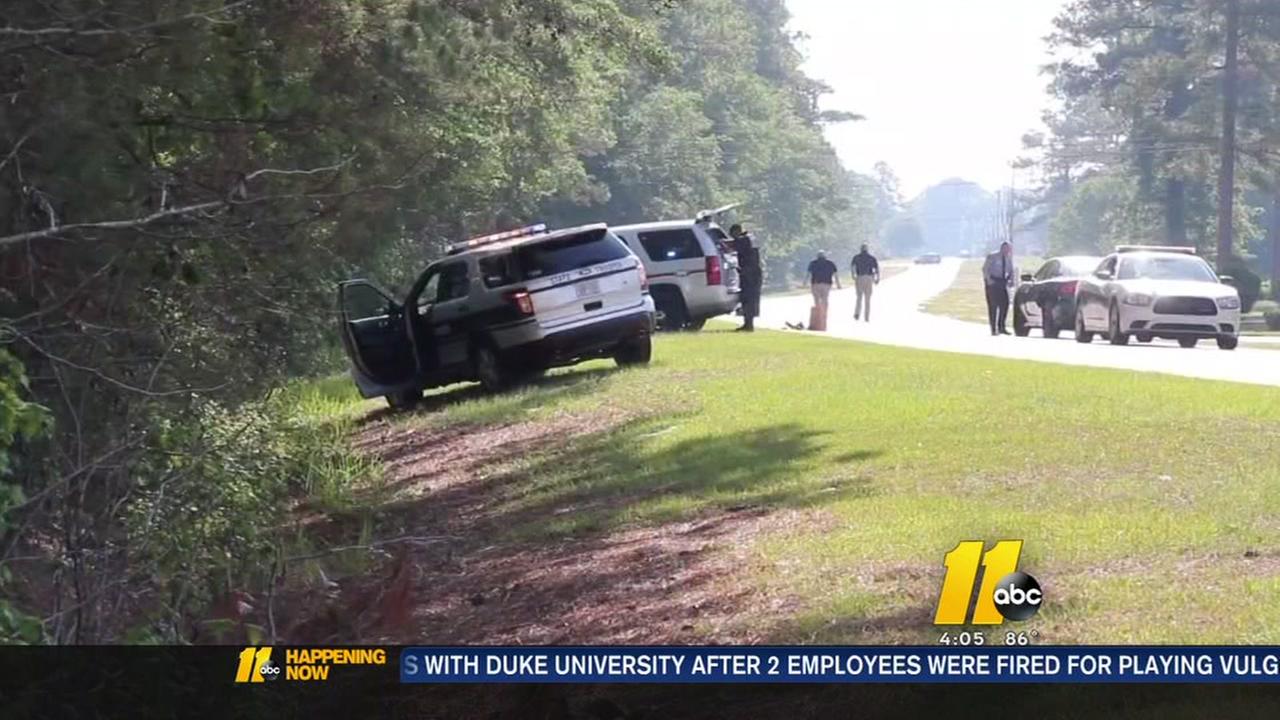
(1073, 246, 1242, 350)
(611, 205, 742, 331)
(337, 223, 655, 409)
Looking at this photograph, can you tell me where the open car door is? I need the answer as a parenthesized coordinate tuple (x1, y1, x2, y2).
(336, 280, 417, 397)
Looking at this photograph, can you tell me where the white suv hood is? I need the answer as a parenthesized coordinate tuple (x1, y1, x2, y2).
(1120, 278, 1238, 299)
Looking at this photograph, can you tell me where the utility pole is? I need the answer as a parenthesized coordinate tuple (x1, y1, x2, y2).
(1216, 0, 1240, 270)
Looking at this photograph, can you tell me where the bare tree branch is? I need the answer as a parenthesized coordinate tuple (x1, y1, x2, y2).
(0, 132, 31, 176)
(0, 158, 360, 249)
(0, 0, 259, 39)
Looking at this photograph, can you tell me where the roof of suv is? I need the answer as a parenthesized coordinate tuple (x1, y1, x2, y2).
(610, 220, 701, 233)
(452, 223, 610, 257)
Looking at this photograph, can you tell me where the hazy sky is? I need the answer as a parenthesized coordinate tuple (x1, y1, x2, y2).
(786, 0, 1068, 199)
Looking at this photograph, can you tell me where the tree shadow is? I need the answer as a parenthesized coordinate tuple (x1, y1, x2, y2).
(285, 417, 887, 646)
(355, 366, 622, 427)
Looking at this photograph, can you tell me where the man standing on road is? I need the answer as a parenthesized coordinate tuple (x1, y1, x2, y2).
(983, 241, 1015, 336)
(730, 224, 762, 332)
(850, 244, 880, 322)
(807, 251, 840, 309)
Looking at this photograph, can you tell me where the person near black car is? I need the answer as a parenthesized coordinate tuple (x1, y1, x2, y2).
(983, 241, 1015, 336)
(729, 224, 762, 332)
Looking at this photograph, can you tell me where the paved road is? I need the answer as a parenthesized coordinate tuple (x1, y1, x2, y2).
(757, 258, 1280, 388)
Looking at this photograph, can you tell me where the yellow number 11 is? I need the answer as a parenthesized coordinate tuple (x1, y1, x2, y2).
(934, 540, 1023, 625)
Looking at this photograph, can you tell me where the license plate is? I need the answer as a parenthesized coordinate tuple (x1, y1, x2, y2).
(574, 279, 601, 298)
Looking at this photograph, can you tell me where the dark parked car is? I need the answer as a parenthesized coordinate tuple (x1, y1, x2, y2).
(914, 252, 942, 264)
(1012, 255, 1103, 338)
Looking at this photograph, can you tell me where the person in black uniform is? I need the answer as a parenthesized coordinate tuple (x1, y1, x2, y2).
(729, 223, 762, 332)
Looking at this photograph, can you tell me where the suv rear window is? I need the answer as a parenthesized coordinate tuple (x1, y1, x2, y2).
(637, 229, 703, 261)
(516, 229, 630, 279)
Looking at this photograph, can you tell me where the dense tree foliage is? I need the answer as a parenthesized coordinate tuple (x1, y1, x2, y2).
(0, 0, 870, 642)
(1038, 0, 1280, 303)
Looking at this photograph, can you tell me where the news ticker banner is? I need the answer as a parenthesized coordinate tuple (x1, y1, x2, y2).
(400, 647, 1280, 684)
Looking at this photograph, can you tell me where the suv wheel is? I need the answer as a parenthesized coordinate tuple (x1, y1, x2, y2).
(614, 334, 652, 367)
(474, 344, 510, 392)
(1178, 337, 1198, 349)
(1108, 303, 1129, 345)
(386, 388, 422, 411)
(1217, 335, 1238, 350)
(1074, 309, 1094, 343)
(653, 291, 689, 331)
(684, 318, 707, 332)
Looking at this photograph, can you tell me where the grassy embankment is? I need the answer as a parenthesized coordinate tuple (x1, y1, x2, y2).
(297, 329, 1280, 644)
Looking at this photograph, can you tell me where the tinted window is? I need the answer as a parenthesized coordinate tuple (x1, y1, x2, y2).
(342, 283, 394, 320)
(516, 229, 630, 279)
(1118, 255, 1217, 282)
(479, 254, 517, 288)
(436, 262, 470, 301)
(637, 229, 703, 261)
(1034, 260, 1059, 280)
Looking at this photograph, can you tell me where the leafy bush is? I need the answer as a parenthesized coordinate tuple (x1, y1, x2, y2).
(1222, 261, 1262, 313)
(0, 349, 51, 644)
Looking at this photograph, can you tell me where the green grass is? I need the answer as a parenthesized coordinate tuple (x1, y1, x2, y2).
(311, 330, 1280, 644)
(924, 257, 1043, 324)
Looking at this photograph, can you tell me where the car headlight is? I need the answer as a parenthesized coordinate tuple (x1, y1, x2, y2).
(1123, 293, 1153, 307)
(1217, 296, 1241, 310)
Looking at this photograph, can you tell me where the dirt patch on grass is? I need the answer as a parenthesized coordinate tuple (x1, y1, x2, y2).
(276, 400, 825, 645)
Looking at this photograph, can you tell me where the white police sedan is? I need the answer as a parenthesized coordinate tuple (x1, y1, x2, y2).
(1073, 246, 1242, 350)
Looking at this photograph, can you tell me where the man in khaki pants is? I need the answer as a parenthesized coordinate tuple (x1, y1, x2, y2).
(807, 251, 840, 308)
(850, 244, 880, 321)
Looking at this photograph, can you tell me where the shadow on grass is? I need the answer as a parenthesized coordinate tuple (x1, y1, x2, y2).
(356, 366, 622, 427)
(376, 420, 883, 542)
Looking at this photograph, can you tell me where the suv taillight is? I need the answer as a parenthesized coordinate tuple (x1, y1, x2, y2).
(706, 255, 722, 286)
(636, 263, 648, 291)
(509, 290, 534, 316)
(1059, 281, 1078, 297)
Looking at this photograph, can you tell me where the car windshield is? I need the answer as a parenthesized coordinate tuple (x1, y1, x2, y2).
(515, 228, 630, 279)
(1117, 255, 1217, 282)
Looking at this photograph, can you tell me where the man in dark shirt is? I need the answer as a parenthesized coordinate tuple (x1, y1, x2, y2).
(850, 244, 880, 321)
(807, 251, 840, 309)
(983, 241, 1015, 335)
(729, 224, 762, 332)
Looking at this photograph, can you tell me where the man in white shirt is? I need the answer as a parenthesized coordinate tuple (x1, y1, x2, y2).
(982, 242, 1015, 336)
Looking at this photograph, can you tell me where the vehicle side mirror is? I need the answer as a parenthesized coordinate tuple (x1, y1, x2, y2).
(1219, 275, 1235, 285)
(1095, 271, 1113, 281)
(1020, 273, 1033, 282)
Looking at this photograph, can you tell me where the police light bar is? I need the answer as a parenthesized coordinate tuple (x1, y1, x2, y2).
(1116, 245, 1197, 255)
(448, 223, 547, 254)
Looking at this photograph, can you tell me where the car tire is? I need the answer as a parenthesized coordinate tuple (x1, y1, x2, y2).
(1108, 303, 1129, 346)
(474, 344, 511, 393)
(614, 334, 652, 367)
(1074, 309, 1093, 343)
(1013, 306, 1030, 337)
(1137, 333, 1153, 343)
(1217, 335, 1239, 350)
(653, 291, 689, 332)
(385, 388, 422, 411)
(1042, 303, 1060, 339)
(1178, 337, 1198, 349)
(683, 317, 707, 332)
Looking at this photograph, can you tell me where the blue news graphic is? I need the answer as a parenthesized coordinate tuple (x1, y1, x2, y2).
(400, 647, 1280, 684)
